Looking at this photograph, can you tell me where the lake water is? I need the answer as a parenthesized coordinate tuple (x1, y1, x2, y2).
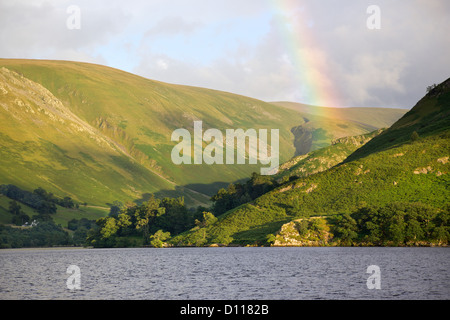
(0, 247, 448, 300)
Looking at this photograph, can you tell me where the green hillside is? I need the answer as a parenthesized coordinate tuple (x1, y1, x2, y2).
(0, 59, 405, 209)
(272, 101, 407, 129)
(272, 101, 407, 155)
(275, 129, 383, 181)
(0, 193, 106, 227)
(173, 79, 450, 246)
(344, 78, 450, 162)
(0, 64, 189, 207)
(0, 59, 303, 206)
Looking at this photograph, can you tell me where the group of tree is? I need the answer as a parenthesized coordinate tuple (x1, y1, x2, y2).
(67, 218, 97, 246)
(0, 184, 78, 217)
(332, 202, 449, 246)
(61, 173, 277, 248)
(0, 221, 70, 248)
(35, 187, 77, 209)
(6, 198, 57, 227)
(0, 185, 88, 248)
(87, 195, 208, 248)
(8, 200, 30, 226)
(211, 173, 279, 215)
(1, 208, 97, 248)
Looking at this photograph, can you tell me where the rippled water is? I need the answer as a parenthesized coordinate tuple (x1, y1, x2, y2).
(0, 247, 448, 300)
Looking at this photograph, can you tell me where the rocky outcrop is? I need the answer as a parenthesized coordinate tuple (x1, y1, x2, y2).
(271, 217, 332, 247)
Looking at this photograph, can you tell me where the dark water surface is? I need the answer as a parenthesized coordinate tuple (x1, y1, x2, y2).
(0, 247, 448, 300)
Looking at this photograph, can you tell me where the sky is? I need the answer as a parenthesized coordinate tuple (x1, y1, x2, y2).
(0, 0, 449, 109)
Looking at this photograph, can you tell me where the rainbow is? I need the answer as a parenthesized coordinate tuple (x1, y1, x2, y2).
(269, 0, 343, 108)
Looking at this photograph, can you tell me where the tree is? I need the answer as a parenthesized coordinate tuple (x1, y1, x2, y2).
(411, 131, 419, 142)
(109, 200, 123, 217)
(333, 213, 358, 245)
(432, 226, 449, 245)
(8, 200, 23, 216)
(100, 217, 119, 239)
(158, 197, 190, 234)
(73, 227, 90, 246)
(33, 187, 49, 200)
(295, 220, 309, 236)
(405, 218, 424, 243)
(246, 172, 277, 199)
(211, 187, 234, 215)
(150, 230, 171, 248)
(426, 84, 437, 93)
(9, 200, 29, 226)
(431, 211, 450, 244)
(195, 212, 217, 228)
(117, 212, 132, 229)
(36, 200, 57, 215)
(210, 173, 278, 216)
(61, 196, 74, 208)
(134, 195, 165, 244)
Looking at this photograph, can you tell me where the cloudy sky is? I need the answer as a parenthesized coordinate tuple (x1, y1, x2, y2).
(1, 0, 449, 109)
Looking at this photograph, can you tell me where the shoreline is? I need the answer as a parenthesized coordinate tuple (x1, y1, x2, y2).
(1, 244, 448, 250)
(0, 246, 90, 251)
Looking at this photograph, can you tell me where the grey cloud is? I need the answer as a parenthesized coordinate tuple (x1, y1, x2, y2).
(0, 0, 129, 62)
(133, 20, 299, 102)
(1, 0, 449, 109)
(290, 0, 450, 108)
(144, 16, 203, 37)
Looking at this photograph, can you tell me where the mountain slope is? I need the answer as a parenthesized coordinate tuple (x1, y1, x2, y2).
(272, 101, 407, 128)
(344, 78, 450, 162)
(0, 66, 191, 206)
(0, 59, 408, 206)
(0, 59, 308, 206)
(272, 101, 406, 155)
(275, 129, 383, 181)
(173, 79, 450, 246)
(0, 59, 408, 209)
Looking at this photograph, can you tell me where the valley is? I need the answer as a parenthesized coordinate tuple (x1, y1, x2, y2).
(2, 59, 448, 249)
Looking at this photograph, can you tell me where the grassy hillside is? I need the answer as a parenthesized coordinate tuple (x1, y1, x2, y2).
(344, 78, 450, 162)
(275, 129, 383, 181)
(173, 130, 449, 246)
(0, 59, 405, 209)
(0, 194, 36, 224)
(0, 65, 191, 207)
(272, 101, 406, 155)
(272, 101, 407, 129)
(173, 79, 450, 246)
(0, 193, 107, 227)
(0, 59, 305, 206)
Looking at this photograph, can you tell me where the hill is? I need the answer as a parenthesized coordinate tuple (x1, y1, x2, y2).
(275, 129, 383, 181)
(272, 101, 407, 128)
(173, 79, 450, 246)
(0, 59, 304, 207)
(0, 59, 405, 209)
(272, 101, 407, 155)
(344, 78, 450, 162)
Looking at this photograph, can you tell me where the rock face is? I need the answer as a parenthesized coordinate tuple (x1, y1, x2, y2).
(272, 217, 333, 247)
(331, 129, 384, 146)
(0, 67, 114, 147)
